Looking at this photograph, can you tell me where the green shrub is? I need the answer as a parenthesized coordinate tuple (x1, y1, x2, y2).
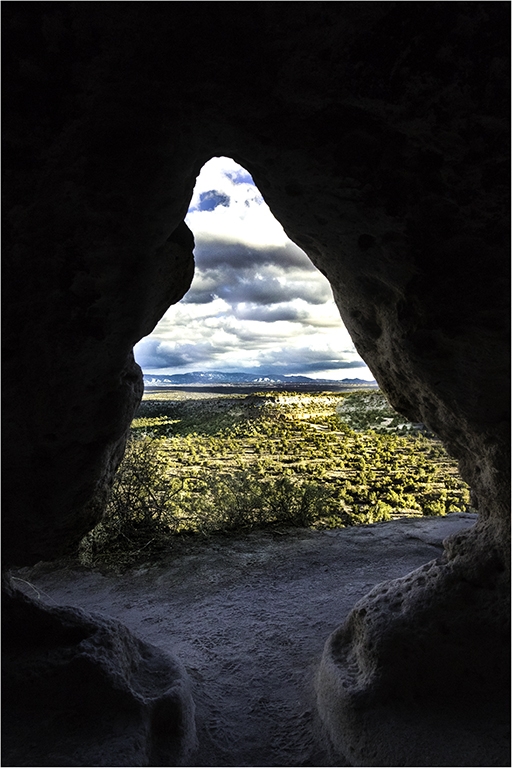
(79, 435, 181, 564)
(423, 499, 446, 516)
(185, 469, 336, 533)
(373, 500, 394, 520)
(79, 390, 471, 565)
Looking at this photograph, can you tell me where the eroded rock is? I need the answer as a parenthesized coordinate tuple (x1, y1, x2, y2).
(3, 3, 510, 766)
(317, 543, 510, 766)
(2, 581, 196, 767)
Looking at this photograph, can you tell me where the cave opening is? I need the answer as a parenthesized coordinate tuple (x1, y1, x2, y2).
(4, 4, 509, 765)
(72, 156, 473, 568)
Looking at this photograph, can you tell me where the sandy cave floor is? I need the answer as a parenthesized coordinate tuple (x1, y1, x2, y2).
(12, 513, 477, 768)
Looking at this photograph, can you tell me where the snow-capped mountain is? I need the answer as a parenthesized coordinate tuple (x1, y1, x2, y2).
(143, 371, 377, 387)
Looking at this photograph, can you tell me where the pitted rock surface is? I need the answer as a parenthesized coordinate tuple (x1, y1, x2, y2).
(2, 580, 196, 767)
(3, 2, 509, 567)
(3, 4, 510, 767)
(11, 514, 484, 767)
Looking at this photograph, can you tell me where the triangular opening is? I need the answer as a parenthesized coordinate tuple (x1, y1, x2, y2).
(135, 156, 373, 384)
(76, 158, 471, 566)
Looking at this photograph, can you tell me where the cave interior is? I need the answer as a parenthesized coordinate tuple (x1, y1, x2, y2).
(3, 3, 510, 766)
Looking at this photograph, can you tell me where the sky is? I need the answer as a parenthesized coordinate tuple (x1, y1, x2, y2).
(134, 157, 374, 381)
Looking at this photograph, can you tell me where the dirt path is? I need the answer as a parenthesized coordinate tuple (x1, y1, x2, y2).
(13, 513, 477, 767)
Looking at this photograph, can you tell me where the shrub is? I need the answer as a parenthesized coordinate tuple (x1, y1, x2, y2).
(186, 469, 335, 533)
(423, 498, 446, 516)
(79, 435, 181, 564)
(79, 390, 471, 565)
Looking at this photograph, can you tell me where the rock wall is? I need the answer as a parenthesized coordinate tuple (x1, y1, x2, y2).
(3, 4, 509, 766)
(2, 579, 197, 766)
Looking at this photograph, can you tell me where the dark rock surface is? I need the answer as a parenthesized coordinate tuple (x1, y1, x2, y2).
(3, 4, 510, 766)
(2, 579, 196, 767)
(317, 540, 510, 766)
(10, 514, 480, 768)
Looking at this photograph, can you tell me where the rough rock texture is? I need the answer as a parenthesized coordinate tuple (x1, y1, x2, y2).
(10, 514, 480, 768)
(317, 553, 510, 767)
(2, 579, 196, 767)
(3, 3, 510, 766)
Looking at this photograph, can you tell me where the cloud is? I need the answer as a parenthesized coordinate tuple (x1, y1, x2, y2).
(133, 156, 374, 381)
(135, 335, 238, 370)
(183, 270, 330, 307)
(234, 303, 310, 324)
(182, 240, 330, 309)
(135, 331, 367, 377)
(231, 300, 347, 328)
(185, 157, 286, 249)
(224, 167, 254, 185)
(191, 238, 314, 271)
(135, 298, 367, 374)
(134, 337, 195, 369)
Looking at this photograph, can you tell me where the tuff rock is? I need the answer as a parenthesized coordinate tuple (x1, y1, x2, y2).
(3, 4, 509, 766)
(2, 579, 196, 766)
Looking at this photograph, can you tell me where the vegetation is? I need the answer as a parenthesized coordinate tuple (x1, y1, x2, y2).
(80, 390, 471, 566)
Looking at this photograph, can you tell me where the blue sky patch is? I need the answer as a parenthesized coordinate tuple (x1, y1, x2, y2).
(224, 168, 254, 185)
(198, 190, 231, 212)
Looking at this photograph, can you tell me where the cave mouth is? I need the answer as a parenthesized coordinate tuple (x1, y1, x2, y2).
(3, 5, 509, 764)
(63, 157, 470, 571)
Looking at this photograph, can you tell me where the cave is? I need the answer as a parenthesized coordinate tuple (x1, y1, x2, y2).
(3, 4, 510, 767)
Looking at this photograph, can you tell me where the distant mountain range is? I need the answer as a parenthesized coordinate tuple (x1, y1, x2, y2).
(143, 371, 377, 387)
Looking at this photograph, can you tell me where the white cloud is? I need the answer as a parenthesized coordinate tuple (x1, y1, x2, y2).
(186, 156, 289, 248)
(134, 157, 374, 381)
